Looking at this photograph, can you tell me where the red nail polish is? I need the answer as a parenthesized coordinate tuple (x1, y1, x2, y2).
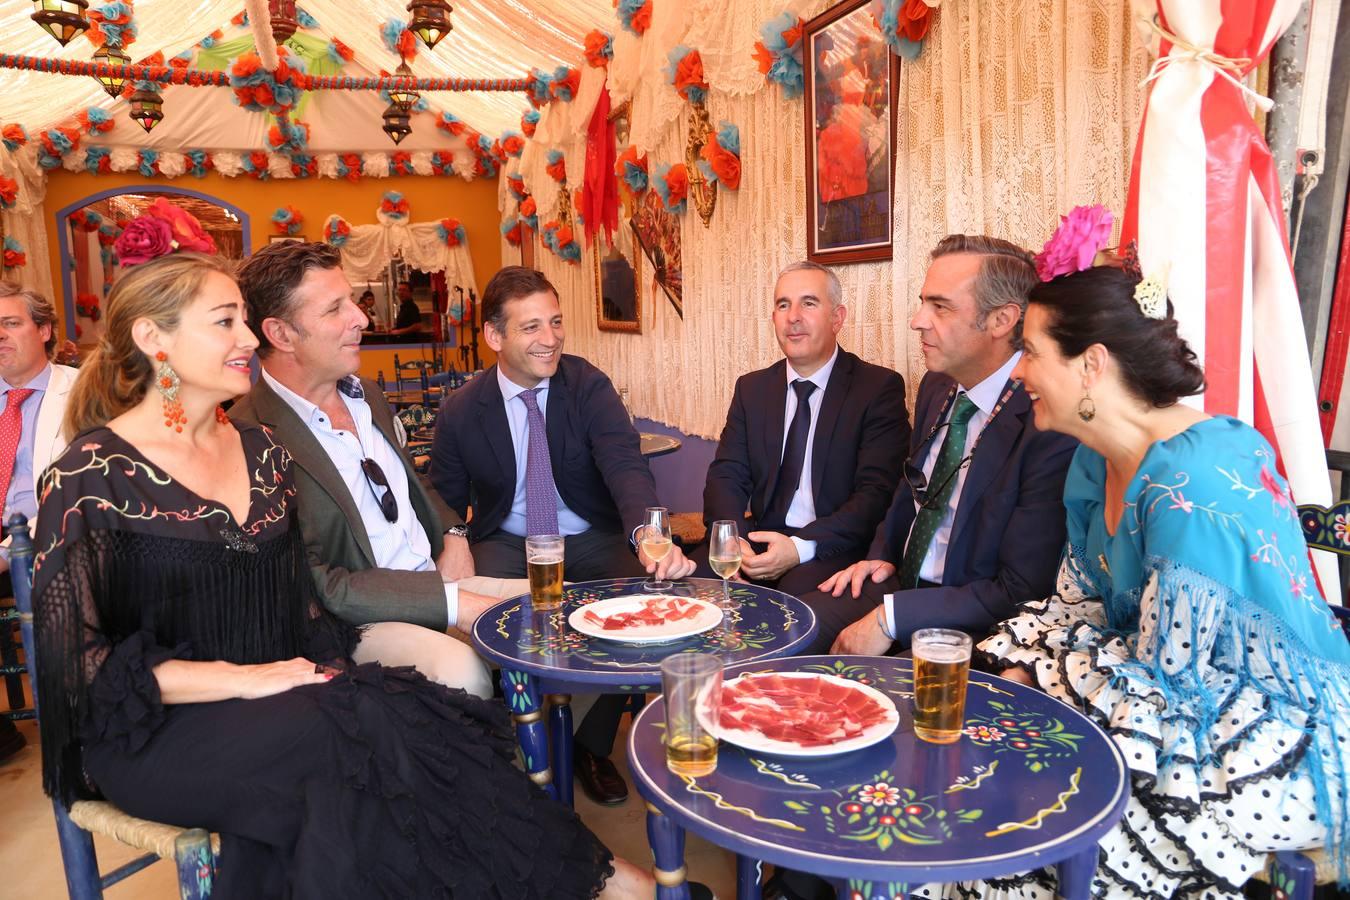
(324, 673, 335, 680)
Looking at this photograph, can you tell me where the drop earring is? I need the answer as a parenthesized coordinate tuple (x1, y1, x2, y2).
(155, 351, 187, 432)
(1078, 369, 1095, 422)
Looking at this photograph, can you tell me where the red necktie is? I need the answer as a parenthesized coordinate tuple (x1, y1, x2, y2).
(0, 388, 36, 511)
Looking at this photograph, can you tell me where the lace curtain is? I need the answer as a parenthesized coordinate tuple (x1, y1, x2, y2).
(508, 0, 1148, 440)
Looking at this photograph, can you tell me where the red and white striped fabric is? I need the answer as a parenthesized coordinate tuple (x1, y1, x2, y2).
(1120, 0, 1338, 595)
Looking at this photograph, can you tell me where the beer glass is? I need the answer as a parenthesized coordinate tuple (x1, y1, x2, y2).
(708, 519, 741, 608)
(639, 507, 674, 591)
(911, 628, 972, 744)
(525, 534, 565, 611)
(661, 653, 722, 777)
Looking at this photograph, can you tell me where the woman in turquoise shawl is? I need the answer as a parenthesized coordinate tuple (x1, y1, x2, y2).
(943, 266, 1350, 899)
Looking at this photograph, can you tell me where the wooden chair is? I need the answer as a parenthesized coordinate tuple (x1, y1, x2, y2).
(8, 514, 219, 899)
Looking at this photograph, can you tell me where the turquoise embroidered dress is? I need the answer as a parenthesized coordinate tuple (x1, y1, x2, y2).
(953, 416, 1350, 899)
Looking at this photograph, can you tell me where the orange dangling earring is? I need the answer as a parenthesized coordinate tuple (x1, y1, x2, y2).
(215, 406, 230, 425)
(155, 351, 187, 432)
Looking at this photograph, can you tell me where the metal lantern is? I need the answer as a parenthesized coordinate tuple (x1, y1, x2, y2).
(30, 0, 88, 46)
(127, 86, 164, 133)
(268, 0, 298, 44)
(387, 61, 419, 110)
(381, 102, 412, 145)
(407, 0, 452, 50)
(91, 44, 131, 98)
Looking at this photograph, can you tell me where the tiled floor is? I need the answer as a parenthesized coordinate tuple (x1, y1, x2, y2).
(0, 713, 739, 898)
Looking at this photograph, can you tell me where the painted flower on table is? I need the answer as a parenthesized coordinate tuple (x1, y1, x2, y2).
(1034, 204, 1114, 282)
(857, 782, 901, 806)
(1334, 514, 1350, 546)
(2, 237, 26, 269)
(666, 46, 708, 104)
(963, 724, 1006, 742)
(545, 149, 567, 183)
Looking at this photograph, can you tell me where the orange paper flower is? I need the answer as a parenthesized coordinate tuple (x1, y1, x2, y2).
(752, 41, 774, 75)
(700, 140, 741, 191)
(0, 176, 17, 209)
(630, 0, 652, 34)
(898, 0, 934, 42)
(664, 164, 688, 206)
(673, 51, 707, 100)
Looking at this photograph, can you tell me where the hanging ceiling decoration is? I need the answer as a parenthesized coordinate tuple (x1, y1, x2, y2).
(30, 0, 89, 45)
(90, 43, 130, 96)
(268, 0, 298, 44)
(381, 100, 411, 144)
(127, 85, 163, 131)
(387, 59, 418, 108)
(406, 0, 451, 50)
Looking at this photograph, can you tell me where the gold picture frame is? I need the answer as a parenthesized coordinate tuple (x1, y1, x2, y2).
(594, 242, 642, 333)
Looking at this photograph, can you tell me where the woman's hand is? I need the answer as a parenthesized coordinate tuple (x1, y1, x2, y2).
(236, 658, 332, 700)
(1000, 666, 1034, 686)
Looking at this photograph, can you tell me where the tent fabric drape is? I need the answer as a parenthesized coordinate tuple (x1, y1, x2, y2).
(336, 220, 476, 289)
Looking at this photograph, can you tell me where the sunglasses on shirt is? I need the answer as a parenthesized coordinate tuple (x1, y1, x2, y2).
(360, 458, 399, 523)
(902, 420, 976, 512)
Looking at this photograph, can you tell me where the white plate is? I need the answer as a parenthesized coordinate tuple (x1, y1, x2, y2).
(704, 672, 900, 758)
(568, 594, 723, 644)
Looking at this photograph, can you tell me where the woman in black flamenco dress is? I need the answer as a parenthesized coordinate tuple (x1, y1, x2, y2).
(33, 252, 654, 899)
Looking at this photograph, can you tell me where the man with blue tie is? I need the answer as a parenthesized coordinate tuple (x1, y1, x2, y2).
(431, 265, 694, 805)
(821, 235, 1078, 655)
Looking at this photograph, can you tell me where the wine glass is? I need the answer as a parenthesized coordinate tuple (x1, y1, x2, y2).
(640, 507, 674, 591)
(708, 519, 742, 608)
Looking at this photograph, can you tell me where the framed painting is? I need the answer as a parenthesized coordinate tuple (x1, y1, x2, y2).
(630, 188, 682, 318)
(594, 242, 642, 333)
(803, 0, 899, 264)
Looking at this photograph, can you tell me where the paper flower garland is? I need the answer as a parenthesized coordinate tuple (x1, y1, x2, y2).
(76, 293, 101, 321)
(584, 31, 614, 68)
(550, 67, 581, 103)
(70, 210, 104, 231)
(616, 145, 649, 195)
(508, 175, 528, 201)
(618, 0, 652, 36)
(230, 48, 305, 116)
(382, 19, 418, 62)
(379, 191, 410, 222)
(241, 151, 270, 180)
(86, 1, 138, 49)
(2, 237, 26, 269)
(501, 133, 525, 158)
(81, 107, 116, 135)
(521, 109, 540, 138)
(501, 215, 523, 246)
(327, 38, 354, 66)
(1035, 205, 1114, 282)
(389, 151, 415, 176)
(266, 121, 310, 155)
(545, 149, 567, 183)
(0, 175, 19, 212)
(526, 69, 554, 108)
(83, 146, 112, 174)
(272, 206, 303, 236)
(870, 0, 939, 60)
(753, 12, 805, 98)
(541, 221, 581, 263)
(698, 121, 741, 190)
(654, 163, 688, 214)
(517, 196, 539, 232)
(184, 149, 212, 178)
(2, 125, 28, 152)
(324, 215, 351, 247)
(436, 112, 465, 136)
(438, 218, 466, 248)
(666, 46, 708, 104)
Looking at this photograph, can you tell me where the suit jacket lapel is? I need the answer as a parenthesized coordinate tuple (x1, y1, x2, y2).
(477, 367, 516, 487)
(809, 351, 852, 504)
(31, 365, 72, 493)
(545, 366, 567, 477)
(250, 378, 377, 566)
(949, 383, 1027, 547)
(762, 361, 789, 500)
(364, 381, 438, 547)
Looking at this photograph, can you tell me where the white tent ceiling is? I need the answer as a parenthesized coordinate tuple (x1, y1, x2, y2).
(0, 0, 616, 139)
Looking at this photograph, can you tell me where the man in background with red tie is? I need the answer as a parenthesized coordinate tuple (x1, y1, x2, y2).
(0, 282, 76, 762)
(699, 261, 909, 652)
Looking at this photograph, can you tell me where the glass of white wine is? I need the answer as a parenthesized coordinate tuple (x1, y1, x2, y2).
(640, 507, 674, 591)
(708, 519, 742, 607)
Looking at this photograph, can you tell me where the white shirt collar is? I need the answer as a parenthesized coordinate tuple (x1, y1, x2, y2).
(1, 362, 51, 394)
(497, 366, 550, 402)
(261, 367, 329, 427)
(786, 345, 840, 392)
(959, 351, 1022, 415)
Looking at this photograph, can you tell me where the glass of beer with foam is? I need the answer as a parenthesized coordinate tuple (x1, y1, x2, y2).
(525, 534, 564, 611)
(911, 628, 972, 744)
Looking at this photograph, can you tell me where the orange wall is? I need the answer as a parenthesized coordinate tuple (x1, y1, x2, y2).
(42, 170, 500, 377)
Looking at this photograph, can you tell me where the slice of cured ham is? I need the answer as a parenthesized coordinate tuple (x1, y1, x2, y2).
(715, 673, 893, 748)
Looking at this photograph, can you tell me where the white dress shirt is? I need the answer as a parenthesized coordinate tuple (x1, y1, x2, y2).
(883, 352, 1020, 639)
(1, 363, 51, 525)
(261, 369, 461, 624)
(496, 368, 591, 537)
(779, 346, 839, 564)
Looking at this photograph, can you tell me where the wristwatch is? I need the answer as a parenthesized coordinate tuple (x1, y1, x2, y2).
(444, 525, 469, 539)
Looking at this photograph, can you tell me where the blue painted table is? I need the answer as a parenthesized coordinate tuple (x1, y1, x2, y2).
(627, 655, 1129, 900)
(471, 577, 818, 806)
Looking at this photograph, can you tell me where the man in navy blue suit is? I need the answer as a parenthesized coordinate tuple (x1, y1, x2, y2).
(818, 234, 1077, 657)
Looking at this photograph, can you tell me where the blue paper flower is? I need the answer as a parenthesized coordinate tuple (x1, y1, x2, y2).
(296, 8, 318, 29)
(84, 146, 111, 174)
(137, 149, 159, 179)
(620, 161, 648, 194)
(185, 149, 210, 178)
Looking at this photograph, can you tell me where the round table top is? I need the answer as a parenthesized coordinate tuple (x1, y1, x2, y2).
(628, 655, 1128, 885)
(470, 577, 818, 690)
(639, 433, 682, 458)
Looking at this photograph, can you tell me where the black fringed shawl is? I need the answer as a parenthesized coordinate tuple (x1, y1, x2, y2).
(31, 423, 358, 805)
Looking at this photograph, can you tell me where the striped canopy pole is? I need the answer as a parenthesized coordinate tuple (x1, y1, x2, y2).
(1120, 0, 1338, 595)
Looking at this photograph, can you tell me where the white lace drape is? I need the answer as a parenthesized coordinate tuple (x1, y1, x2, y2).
(335, 220, 475, 287)
(0, 150, 55, 303)
(509, 0, 1149, 440)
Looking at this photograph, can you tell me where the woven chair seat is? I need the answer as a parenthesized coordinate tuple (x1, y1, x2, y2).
(68, 801, 220, 860)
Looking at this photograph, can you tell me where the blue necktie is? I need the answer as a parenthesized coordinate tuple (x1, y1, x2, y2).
(766, 379, 817, 527)
(518, 388, 560, 536)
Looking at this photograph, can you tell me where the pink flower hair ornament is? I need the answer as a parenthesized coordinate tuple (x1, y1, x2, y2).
(1034, 204, 1114, 282)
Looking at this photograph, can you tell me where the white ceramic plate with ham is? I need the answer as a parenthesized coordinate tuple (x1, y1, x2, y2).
(568, 594, 723, 644)
(705, 672, 900, 757)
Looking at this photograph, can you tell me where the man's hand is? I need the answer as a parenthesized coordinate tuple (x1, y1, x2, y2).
(830, 607, 894, 656)
(817, 559, 896, 599)
(742, 531, 800, 581)
(639, 542, 696, 581)
(454, 589, 499, 632)
(436, 534, 475, 582)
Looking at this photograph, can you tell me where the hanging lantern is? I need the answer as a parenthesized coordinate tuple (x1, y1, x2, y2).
(30, 0, 89, 46)
(91, 44, 131, 98)
(381, 101, 412, 145)
(127, 86, 163, 133)
(268, 0, 298, 44)
(387, 61, 419, 110)
(407, 0, 452, 50)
